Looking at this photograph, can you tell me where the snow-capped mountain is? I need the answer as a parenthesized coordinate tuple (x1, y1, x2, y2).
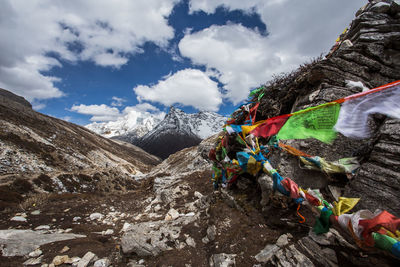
(85, 110, 164, 140)
(133, 107, 226, 159)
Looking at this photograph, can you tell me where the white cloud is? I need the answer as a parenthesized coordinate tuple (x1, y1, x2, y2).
(183, 0, 365, 104)
(70, 102, 164, 122)
(126, 103, 161, 113)
(70, 104, 121, 121)
(133, 68, 222, 111)
(0, 0, 178, 102)
(111, 96, 127, 107)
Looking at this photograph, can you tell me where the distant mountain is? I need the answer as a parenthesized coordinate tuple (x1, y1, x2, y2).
(85, 110, 164, 141)
(129, 107, 226, 159)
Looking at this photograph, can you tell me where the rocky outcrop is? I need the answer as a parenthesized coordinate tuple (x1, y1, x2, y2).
(231, 0, 400, 215)
(0, 88, 32, 108)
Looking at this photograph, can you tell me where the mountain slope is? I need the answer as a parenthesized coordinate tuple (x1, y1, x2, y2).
(131, 107, 226, 159)
(85, 110, 164, 140)
(0, 89, 161, 206)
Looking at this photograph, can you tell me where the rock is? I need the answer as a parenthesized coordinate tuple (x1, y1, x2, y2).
(65, 256, 81, 264)
(31, 210, 41, 215)
(209, 253, 236, 267)
(90, 213, 104, 221)
(272, 245, 314, 267)
(255, 244, 279, 263)
(35, 225, 50, 230)
(77, 251, 96, 267)
(165, 208, 180, 221)
(23, 255, 43, 265)
(344, 120, 400, 215)
(0, 229, 85, 256)
(102, 229, 114, 235)
(29, 248, 43, 257)
(276, 234, 289, 247)
(73, 216, 81, 222)
(11, 216, 27, 222)
(154, 204, 161, 212)
(207, 225, 216, 241)
(194, 191, 204, 199)
(52, 255, 70, 266)
(121, 215, 197, 257)
(94, 258, 110, 267)
(185, 236, 196, 247)
(257, 174, 273, 207)
(64, 228, 73, 233)
(41, 264, 49, 267)
(370, 2, 391, 13)
(298, 237, 338, 267)
(59, 246, 70, 253)
(121, 222, 132, 232)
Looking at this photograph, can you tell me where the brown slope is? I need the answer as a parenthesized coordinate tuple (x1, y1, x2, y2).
(0, 89, 161, 209)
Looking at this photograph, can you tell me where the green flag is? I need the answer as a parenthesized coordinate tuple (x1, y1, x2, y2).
(276, 103, 341, 143)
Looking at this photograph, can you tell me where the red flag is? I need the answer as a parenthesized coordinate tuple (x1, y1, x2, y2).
(250, 114, 290, 138)
(359, 210, 400, 246)
(245, 102, 260, 124)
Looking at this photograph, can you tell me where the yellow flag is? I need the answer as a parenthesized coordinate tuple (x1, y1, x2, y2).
(332, 197, 360, 216)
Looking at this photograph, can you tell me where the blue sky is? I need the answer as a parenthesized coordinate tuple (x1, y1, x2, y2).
(0, 0, 366, 126)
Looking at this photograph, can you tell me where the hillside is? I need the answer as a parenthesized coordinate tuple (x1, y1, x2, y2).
(0, 89, 160, 210)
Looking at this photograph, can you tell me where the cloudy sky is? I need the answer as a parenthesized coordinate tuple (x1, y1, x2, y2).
(0, 0, 366, 125)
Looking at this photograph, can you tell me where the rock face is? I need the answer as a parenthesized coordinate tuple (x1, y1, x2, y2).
(0, 89, 161, 209)
(130, 107, 226, 159)
(232, 0, 400, 215)
(0, 88, 32, 108)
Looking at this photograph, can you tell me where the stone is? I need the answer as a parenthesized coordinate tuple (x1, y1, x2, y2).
(93, 258, 110, 267)
(11, 216, 27, 222)
(41, 264, 49, 267)
(65, 256, 81, 264)
(207, 225, 216, 241)
(23, 255, 43, 265)
(370, 2, 391, 13)
(73, 216, 81, 222)
(257, 174, 273, 207)
(340, 39, 353, 49)
(35, 225, 50, 230)
(164, 208, 180, 221)
(194, 191, 204, 199)
(209, 253, 236, 267)
(0, 229, 85, 256)
(121, 215, 197, 257)
(77, 251, 96, 267)
(29, 248, 43, 257)
(276, 234, 289, 247)
(102, 229, 114, 235)
(31, 210, 41, 215)
(121, 222, 132, 232)
(185, 236, 196, 247)
(89, 213, 104, 220)
(255, 244, 279, 263)
(52, 255, 70, 266)
(60, 246, 70, 253)
(154, 204, 161, 212)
